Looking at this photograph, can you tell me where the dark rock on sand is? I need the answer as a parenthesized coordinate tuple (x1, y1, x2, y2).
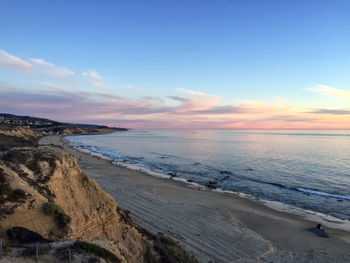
(307, 225, 329, 238)
(206, 181, 218, 189)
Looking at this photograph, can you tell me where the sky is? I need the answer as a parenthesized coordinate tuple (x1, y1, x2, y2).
(0, 0, 349, 129)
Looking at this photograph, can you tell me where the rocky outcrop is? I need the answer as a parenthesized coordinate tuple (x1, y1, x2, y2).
(0, 128, 36, 139)
(0, 146, 158, 263)
(0, 129, 38, 151)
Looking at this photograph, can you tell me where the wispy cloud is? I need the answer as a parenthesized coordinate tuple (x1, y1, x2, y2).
(1, 49, 349, 129)
(175, 88, 220, 112)
(82, 70, 102, 79)
(307, 109, 350, 115)
(307, 85, 350, 101)
(82, 69, 106, 88)
(0, 50, 32, 72)
(40, 81, 63, 90)
(30, 58, 54, 66)
(1, 81, 350, 129)
(30, 57, 75, 84)
(0, 50, 75, 84)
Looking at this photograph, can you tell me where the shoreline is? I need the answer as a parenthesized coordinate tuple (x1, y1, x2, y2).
(39, 134, 350, 262)
(65, 133, 350, 231)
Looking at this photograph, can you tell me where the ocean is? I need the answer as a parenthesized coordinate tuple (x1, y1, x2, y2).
(66, 130, 350, 220)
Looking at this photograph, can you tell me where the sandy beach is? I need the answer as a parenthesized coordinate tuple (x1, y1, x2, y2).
(39, 135, 350, 263)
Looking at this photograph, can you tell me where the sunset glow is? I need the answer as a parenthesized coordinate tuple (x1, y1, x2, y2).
(1, 1, 349, 129)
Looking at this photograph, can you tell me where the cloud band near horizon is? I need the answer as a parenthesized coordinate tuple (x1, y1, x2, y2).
(1, 49, 350, 130)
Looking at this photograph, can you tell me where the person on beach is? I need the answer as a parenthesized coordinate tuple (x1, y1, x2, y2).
(128, 169, 132, 175)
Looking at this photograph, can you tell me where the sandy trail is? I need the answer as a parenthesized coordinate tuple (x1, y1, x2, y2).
(39, 135, 350, 263)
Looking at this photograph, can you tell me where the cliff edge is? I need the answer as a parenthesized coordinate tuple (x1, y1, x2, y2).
(0, 124, 197, 263)
(0, 146, 158, 262)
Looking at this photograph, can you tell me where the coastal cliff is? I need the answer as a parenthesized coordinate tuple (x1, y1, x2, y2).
(0, 128, 38, 151)
(0, 115, 197, 263)
(0, 146, 158, 262)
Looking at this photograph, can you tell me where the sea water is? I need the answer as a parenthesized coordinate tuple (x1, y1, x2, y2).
(67, 130, 350, 220)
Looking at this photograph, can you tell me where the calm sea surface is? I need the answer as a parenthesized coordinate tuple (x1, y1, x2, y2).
(67, 130, 350, 219)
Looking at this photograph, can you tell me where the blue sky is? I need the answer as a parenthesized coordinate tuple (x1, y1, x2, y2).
(0, 0, 349, 129)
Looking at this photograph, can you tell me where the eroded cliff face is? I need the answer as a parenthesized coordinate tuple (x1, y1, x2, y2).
(0, 128, 37, 138)
(0, 146, 157, 263)
(0, 128, 38, 151)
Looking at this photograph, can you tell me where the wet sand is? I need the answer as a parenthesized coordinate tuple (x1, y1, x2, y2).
(39, 135, 350, 263)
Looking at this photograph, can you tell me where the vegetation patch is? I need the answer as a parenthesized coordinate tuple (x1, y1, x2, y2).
(0, 183, 11, 200)
(158, 234, 198, 263)
(73, 241, 121, 263)
(42, 201, 64, 215)
(42, 202, 71, 228)
(7, 188, 27, 202)
(0, 134, 38, 151)
(55, 213, 71, 228)
(115, 207, 198, 263)
(0, 168, 12, 204)
(6, 226, 52, 244)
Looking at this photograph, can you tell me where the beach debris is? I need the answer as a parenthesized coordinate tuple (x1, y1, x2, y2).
(168, 172, 177, 178)
(205, 181, 217, 189)
(307, 224, 329, 238)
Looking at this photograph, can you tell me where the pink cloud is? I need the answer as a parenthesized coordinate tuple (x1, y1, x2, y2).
(1, 82, 350, 130)
(1, 49, 349, 130)
(0, 50, 32, 72)
(0, 50, 75, 84)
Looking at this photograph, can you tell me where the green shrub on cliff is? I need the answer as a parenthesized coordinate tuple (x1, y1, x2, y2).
(42, 202, 64, 215)
(54, 213, 71, 228)
(42, 202, 71, 228)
